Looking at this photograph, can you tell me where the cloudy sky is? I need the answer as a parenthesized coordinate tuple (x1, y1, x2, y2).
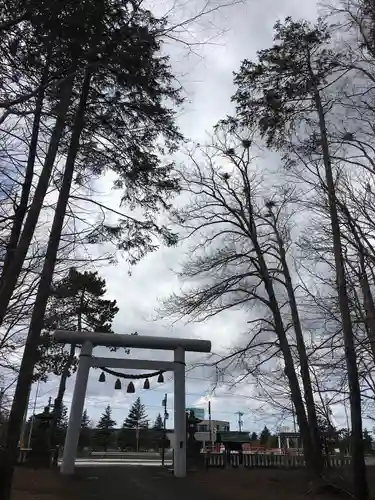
(26, 0, 345, 435)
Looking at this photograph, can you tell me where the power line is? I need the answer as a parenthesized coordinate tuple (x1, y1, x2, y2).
(135, 384, 267, 403)
(30, 385, 267, 417)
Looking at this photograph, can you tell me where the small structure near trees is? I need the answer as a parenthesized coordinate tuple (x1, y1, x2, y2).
(27, 406, 54, 468)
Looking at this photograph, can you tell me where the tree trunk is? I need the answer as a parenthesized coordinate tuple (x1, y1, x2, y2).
(262, 270, 317, 471)
(0, 65, 76, 327)
(337, 200, 375, 365)
(0, 57, 49, 288)
(359, 266, 375, 362)
(241, 170, 317, 474)
(313, 86, 368, 499)
(249, 230, 317, 473)
(273, 221, 323, 472)
(49, 344, 75, 448)
(0, 69, 91, 500)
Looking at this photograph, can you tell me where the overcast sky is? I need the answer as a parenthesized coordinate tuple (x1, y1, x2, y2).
(27, 0, 354, 436)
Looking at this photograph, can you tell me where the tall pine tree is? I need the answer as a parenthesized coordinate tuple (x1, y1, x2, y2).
(81, 409, 91, 429)
(123, 398, 148, 429)
(94, 405, 116, 452)
(153, 413, 163, 430)
(118, 398, 148, 452)
(79, 409, 92, 450)
(36, 267, 119, 447)
(259, 426, 271, 446)
(0, 1, 183, 494)
(250, 432, 258, 442)
(55, 403, 68, 447)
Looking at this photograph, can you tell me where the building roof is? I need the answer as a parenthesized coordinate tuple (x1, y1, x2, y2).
(199, 419, 230, 425)
(279, 430, 338, 438)
(217, 431, 251, 443)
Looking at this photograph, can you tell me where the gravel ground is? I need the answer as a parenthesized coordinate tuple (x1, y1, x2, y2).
(12, 464, 375, 500)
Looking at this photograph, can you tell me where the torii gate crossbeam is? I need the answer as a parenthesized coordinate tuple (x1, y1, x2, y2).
(53, 330, 211, 478)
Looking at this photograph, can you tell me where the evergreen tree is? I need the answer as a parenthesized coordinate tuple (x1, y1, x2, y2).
(259, 426, 271, 446)
(119, 398, 148, 452)
(55, 403, 68, 446)
(79, 409, 92, 450)
(37, 267, 119, 446)
(123, 398, 148, 429)
(0, 1, 183, 492)
(153, 413, 163, 430)
(250, 432, 258, 442)
(117, 426, 130, 451)
(37, 267, 119, 378)
(363, 429, 373, 454)
(269, 434, 279, 449)
(81, 409, 91, 429)
(317, 413, 335, 434)
(94, 405, 116, 452)
(56, 403, 68, 431)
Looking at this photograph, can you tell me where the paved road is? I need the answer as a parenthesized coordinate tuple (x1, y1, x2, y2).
(61, 454, 375, 467)
(60, 457, 172, 467)
(88, 451, 172, 459)
(59, 452, 375, 471)
(59, 452, 173, 467)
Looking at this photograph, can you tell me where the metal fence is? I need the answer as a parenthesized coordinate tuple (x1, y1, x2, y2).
(205, 452, 351, 469)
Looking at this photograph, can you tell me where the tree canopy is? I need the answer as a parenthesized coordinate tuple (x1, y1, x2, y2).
(35, 267, 119, 380)
(123, 398, 149, 429)
(153, 413, 164, 430)
(94, 405, 116, 451)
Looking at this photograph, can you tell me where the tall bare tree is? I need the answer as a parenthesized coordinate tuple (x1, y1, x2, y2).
(163, 125, 323, 473)
(232, 18, 367, 498)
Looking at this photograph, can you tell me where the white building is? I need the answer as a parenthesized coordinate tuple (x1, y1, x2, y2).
(195, 420, 230, 447)
(167, 419, 230, 449)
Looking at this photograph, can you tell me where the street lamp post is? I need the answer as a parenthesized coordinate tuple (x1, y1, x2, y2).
(161, 394, 169, 466)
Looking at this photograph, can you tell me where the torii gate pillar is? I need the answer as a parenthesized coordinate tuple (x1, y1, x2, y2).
(53, 331, 211, 478)
(61, 341, 93, 474)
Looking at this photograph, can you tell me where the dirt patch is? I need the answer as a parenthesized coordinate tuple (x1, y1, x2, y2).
(10, 465, 375, 500)
(11, 468, 85, 500)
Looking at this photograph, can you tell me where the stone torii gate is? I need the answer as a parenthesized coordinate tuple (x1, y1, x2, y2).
(53, 330, 211, 478)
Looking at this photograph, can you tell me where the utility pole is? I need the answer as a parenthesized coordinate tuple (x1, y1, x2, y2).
(161, 394, 169, 466)
(208, 400, 212, 450)
(236, 411, 244, 432)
